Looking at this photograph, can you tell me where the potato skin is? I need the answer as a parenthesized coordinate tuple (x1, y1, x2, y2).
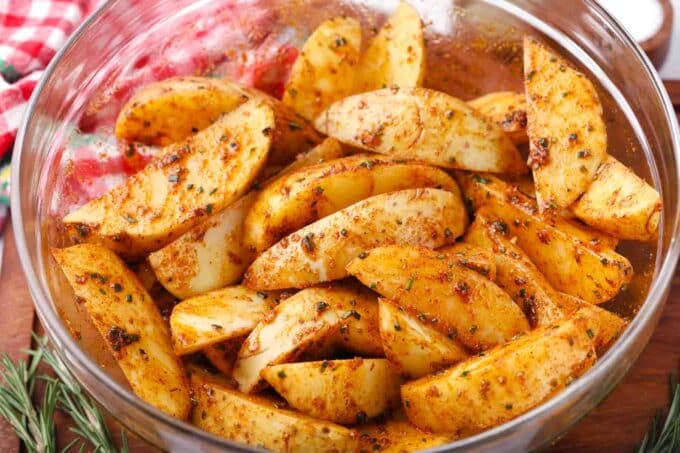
(469, 91, 528, 145)
(347, 245, 529, 352)
(459, 172, 633, 303)
(262, 358, 401, 424)
(64, 101, 274, 258)
(244, 188, 467, 290)
(360, 1, 425, 91)
(379, 299, 469, 378)
(52, 244, 191, 419)
(315, 87, 526, 174)
(524, 37, 607, 209)
(401, 312, 597, 435)
(572, 156, 661, 241)
(191, 370, 359, 452)
(439, 242, 497, 281)
(283, 17, 362, 121)
(244, 154, 461, 253)
(169, 286, 281, 355)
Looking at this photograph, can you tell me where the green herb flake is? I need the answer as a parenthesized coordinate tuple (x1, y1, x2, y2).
(277, 371, 287, 379)
(406, 274, 416, 291)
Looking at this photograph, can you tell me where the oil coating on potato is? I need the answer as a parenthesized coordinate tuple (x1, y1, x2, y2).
(347, 245, 530, 352)
(315, 87, 527, 174)
(468, 91, 528, 145)
(64, 101, 274, 259)
(115, 76, 323, 165)
(358, 415, 454, 452)
(191, 370, 359, 452)
(459, 172, 633, 303)
(244, 188, 467, 290)
(572, 156, 661, 241)
(438, 242, 497, 281)
(52, 244, 191, 419)
(379, 299, 469, 378)
(203, 338, 244, 376)
(244, 154, 461, 253)
(360, 1, 426, 91)
(524, 36, 607, 209)
(233, 284, 381, 393)
(262, 358, 401, 424)
(283, 17, 362, 121)
(401, 311, 598, 435)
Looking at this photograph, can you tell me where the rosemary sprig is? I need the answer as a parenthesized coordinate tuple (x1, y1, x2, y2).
(0, 335, 128, 453)
(638, 375, 680, 453)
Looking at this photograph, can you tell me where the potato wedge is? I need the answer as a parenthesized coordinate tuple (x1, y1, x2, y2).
(204, 339, 243, 376)
(283, 17, 361, 121)
(64, 100, 274, 258)
(315, 87, 526, 173)
(469, 91, 528, 145)
(115, 76, 322, 165)
(524, 36, 607, 209)
(170, 286, 281, 355)
(148, 193, 256, 299)
(459, 173, 633, 303)
(379, 299, 469, 378)
(262, 358, 401, 424)
(277, 137, 347, 177)
(233, 284, 380, 393)
(244, 188, 466, 290)
(52, 244, 191, 419)
(347, 245, 529, 351)
(401, 311, 597, 435)
(358, 415, 453, 452)
(572, 156, 661, 241)
(244, 155, 461, 253)
(439, 242, 497, 281)
(360, 1, 425, 91)
(191, 370, 359, 452)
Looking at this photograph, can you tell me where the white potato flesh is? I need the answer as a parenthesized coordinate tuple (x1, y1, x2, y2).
(63, 100, 274, 258)
(360, 1, 425, 91)
(524, 36, 607, 209)
(191, 371, 358, 452)
(52, 244, 191, 419)
(469, 91, 528, 145)
(347, 245, 530, 352)
(315, 87, 527, 173)
(244, 154, 461, 253)
(233, 284, 380, 393)
(244, 188, 467, 290)
(379, 299, 469, 378)
(401, 311, 597, 435)
(169, 286, 281, 355)
(283, 17, 362, 121)
(262, 358, 401, 424)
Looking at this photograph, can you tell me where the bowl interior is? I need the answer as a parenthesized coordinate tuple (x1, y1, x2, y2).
(12, 0, 680, 451)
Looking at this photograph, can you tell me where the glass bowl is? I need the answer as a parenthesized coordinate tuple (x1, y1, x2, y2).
(11, 0, 680, 451)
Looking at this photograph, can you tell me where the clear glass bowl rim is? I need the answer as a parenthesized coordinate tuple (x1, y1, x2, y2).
(10, 0, 680, 451)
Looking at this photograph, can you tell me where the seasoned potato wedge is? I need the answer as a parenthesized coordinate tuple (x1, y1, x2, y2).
(64, 101, 274, 258)
(283, 17, 361, 121)
(191, 370, 358, 452)
(401, 311, 597, 435)
(469, 91, 528, 145)
(358, 415, 453, 452)
(115, 76, 322, 165)
(244, 154, 461, 253)
(233, 284, 380, 393)
(170, 286, 281, 355)
(347, 245, 529, 351)
(315, 87, 526, 173)
(204, 339, 243, 376)
(244, 188, 466, 290)
(524, 36, 607, 209)
(52, 244, 191, 419)
(360, 1, 425, 91)
(459, 173, 633, 303)
(572, 156, 661, 241)
(262, 358, 401, 424)
(278, 137, 347, 176)
(439, 242, 497, 281)
(379, 299, 469, 378)
(148, 193, 256, 299)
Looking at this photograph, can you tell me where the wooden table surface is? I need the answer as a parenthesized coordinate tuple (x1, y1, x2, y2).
(1, 113, 679, 452)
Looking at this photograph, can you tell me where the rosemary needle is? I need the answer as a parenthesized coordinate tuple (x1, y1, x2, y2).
(638, 374, 680, 453)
